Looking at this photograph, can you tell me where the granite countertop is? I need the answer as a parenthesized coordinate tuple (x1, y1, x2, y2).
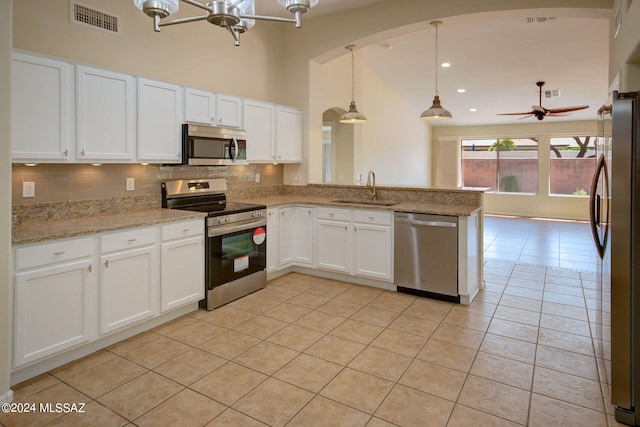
(13, 195, 480, 246)
(13, 209, 207, 246)
(235, 195, 481, 216)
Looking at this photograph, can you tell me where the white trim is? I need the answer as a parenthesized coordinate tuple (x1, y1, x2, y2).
(0, 389, 13, 404)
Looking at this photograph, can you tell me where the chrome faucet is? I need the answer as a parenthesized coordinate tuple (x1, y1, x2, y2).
(366, 170, 377, 200)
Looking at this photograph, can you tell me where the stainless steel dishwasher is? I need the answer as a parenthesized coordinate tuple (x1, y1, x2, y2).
(394, 212, 459, 302)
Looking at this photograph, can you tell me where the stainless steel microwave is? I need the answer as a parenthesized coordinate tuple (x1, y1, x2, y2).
(181, 124, 247, 166)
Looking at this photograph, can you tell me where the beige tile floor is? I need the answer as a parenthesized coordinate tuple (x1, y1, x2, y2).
(0, 266, 623, 427)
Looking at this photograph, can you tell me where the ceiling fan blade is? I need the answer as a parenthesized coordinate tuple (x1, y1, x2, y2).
(497, 111, 535, 116)
(547, 105, 589, 114)
(518, 114, 535, 120)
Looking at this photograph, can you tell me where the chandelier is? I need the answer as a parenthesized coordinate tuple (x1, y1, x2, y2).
(421, 20, 452, 120)
(133, 0, 318, 46)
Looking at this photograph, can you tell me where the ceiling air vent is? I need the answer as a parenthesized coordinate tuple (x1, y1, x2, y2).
(523, 17, 558, 24)
(70, 1, 121, 35)
(544, 89, 561, 98)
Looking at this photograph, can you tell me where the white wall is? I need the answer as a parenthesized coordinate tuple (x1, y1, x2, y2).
(1, 0, 12, 405)
(306, 49, 430, 186)
(433, 120, 598, 220)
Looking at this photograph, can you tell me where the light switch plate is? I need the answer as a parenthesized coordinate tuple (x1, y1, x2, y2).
(23, 181, 35, 198)
(255, 173, 260, 183)
(126, 177, 135, 191)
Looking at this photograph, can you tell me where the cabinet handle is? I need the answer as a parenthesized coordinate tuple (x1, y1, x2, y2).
(128, 238, 137, 242)
(104, 260, 109, 268)
(81, 149, 85, 156)
(368, 216, 375, 220)
(211, 116, 215, 123)
(329, 213, 334, 217)
(182, 228, 190, 232)
(344, 225, 348, 230)
(281, 211, 285, 216)
(88, 265, 92, 273)
(53, 251, 65, 255)
(64, 149, 68, 156)
(308, 210, 311, 215)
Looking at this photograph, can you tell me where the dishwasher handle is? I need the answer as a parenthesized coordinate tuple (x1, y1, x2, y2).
(395, 217, 457, 228)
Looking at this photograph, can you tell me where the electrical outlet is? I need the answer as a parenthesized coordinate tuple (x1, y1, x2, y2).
(23, 181, 35, 198)
(126, 177, 135, 191)
(255, 173, 260, 183)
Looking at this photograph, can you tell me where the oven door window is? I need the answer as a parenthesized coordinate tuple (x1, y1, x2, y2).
(207, 226, 266, 289)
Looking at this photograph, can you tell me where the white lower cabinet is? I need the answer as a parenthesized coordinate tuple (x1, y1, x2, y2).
(278, 206, 314, 267)
(353, 210, 393, 281)
(99, 227, 159, 335)
(13, 237, 96, 367)
(160, 220, 205, 312)
(266, 208, 279, 272)
(316, 207, 351, 273)
(314, 208, 393, 282)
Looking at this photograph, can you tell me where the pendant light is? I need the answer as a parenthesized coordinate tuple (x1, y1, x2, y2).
(340, 45, 367, 124)
(421, 21, 452, 120)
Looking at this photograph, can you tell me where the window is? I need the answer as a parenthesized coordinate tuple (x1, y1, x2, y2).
(549, 136, 597, 196)
(462, 138, 538, 193)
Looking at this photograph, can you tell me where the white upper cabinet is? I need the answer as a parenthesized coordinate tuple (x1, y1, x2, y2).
(11, 53, 73, 161)
(216, 94, 243, 128)
(244, 99, 276, 162)
(76, 66, 136, 162)
(137, 77, 183, 163)
(184, 87, 216, 125)
(275, 106, 302, 162)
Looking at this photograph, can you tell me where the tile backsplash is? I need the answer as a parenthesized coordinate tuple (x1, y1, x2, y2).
(11, 163, 284, 205)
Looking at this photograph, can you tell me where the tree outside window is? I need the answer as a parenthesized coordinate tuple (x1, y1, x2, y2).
(462, 138, 538, 194)
(549, 136, 597, 196)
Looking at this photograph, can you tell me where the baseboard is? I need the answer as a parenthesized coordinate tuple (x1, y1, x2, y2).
(0, 388, 13, 404)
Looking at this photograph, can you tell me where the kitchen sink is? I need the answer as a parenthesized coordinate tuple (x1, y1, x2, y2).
(331, 199, 400, 206)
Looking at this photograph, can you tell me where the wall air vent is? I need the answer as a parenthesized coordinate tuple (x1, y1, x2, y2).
(70, 1, 121, 35)
(544, 89, 561, 98)
(523, 17, 558, 24)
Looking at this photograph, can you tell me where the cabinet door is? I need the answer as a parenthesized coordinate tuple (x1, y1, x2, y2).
(161, 235, 204, 311)
(353, 223, 393, 281)
(137, 78, 183, 163)
(278, 207, 294, 266)
(184, 87, 216, 125)
(275, 106, 302, 162)
(11, 53, 72, 161)
(266, 208, 279, 272)
(216, 94, 243, 128)
(316, 220, 351, 273)
(100, 245, 158, 334)
(76, 66, 135, 161)
(14, 259, 94, 366)
(244, 99, 276, 162)
(293, 207, 314, 265)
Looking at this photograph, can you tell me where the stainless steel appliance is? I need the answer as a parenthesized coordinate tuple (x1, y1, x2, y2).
(591, 91, 640, 425)
(162, 178, 266, 310)
(181, 124, 247, 166)
(394, 212, 459, 303)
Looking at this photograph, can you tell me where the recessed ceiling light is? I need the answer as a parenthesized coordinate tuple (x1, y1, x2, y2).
(457, 88, 466, 93)
(469, 108, 478, 112)
(441, 62, 451, 68)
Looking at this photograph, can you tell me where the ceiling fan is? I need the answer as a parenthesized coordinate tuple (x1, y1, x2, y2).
(498, 81, 589, 121)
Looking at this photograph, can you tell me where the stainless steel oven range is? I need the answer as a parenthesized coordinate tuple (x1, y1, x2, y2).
(162, 178, 267, 310)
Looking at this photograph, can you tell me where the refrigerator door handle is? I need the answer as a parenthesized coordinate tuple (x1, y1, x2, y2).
(589, 153, 609, 259)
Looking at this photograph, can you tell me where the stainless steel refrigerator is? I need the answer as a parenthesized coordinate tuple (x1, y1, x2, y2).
(592, 91, 640, 426)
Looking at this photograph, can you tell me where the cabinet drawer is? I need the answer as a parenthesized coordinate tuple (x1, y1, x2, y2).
(161, 219, 203, 241)
(317, 207, 351, 222)
(354, 210, 392, 226)
(100, 227, 157, 253)
(15, 237, 93, 271)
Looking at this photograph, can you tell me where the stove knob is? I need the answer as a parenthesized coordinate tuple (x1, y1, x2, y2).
(225, 216, 230, 223)
(218, 217, 224, 224)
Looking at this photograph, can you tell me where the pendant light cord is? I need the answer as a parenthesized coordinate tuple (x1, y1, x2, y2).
(350, 47, 356, 102)
(434, 22, 439, 96)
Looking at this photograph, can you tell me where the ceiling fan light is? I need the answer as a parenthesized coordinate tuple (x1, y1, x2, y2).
(421, 95, 452, 120)
(340, 101, 367, 123)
